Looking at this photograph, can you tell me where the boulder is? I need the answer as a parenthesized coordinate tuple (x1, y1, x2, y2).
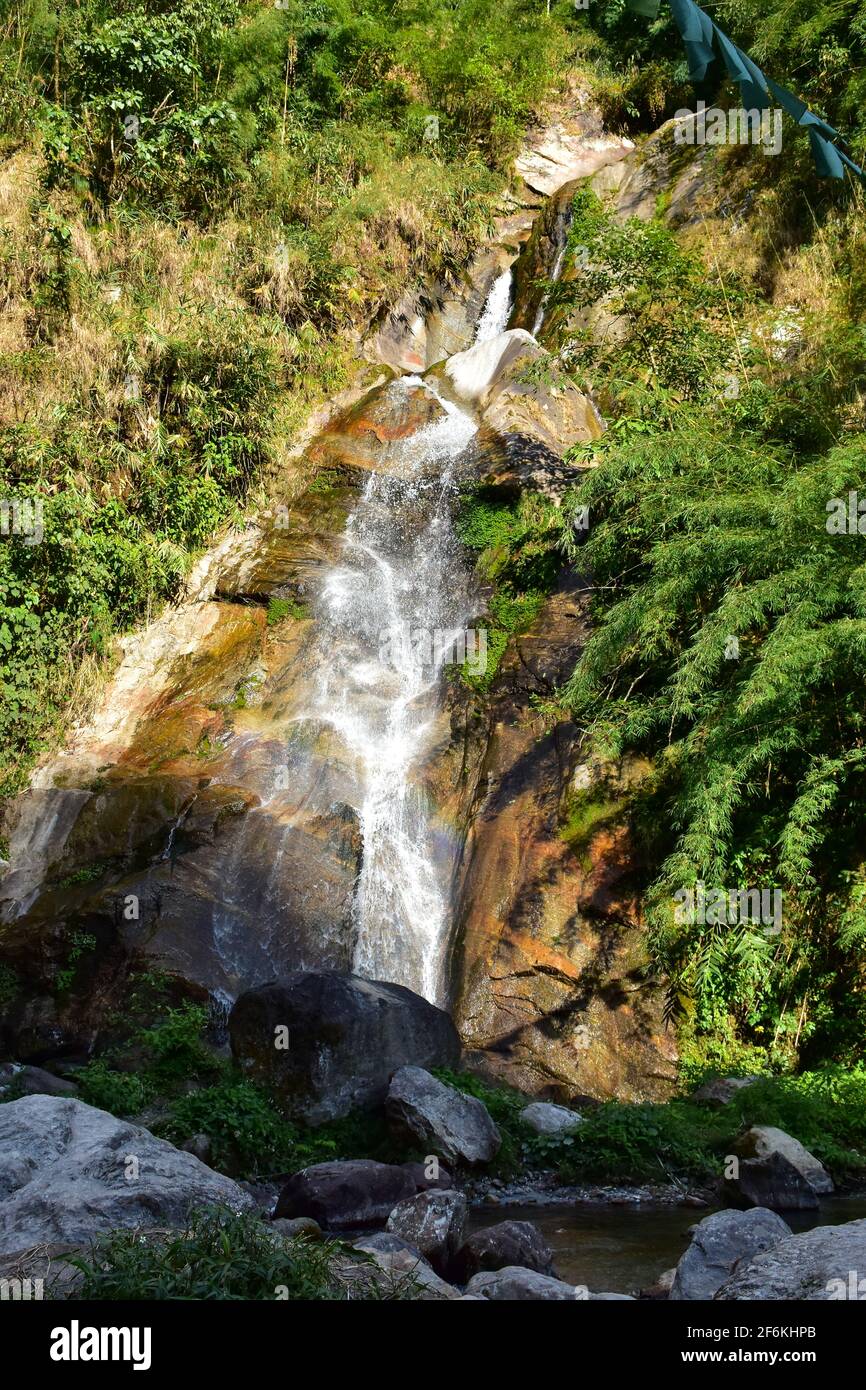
(669, 1208, 791, 1301)
(0, 1096, 252, 1256)
(274, 1160, 417, 1230)
(270, 1217, 323, 1242)
(691, 1077, 759, 1107)
(465, 1266, 578, 1300)
(385, 1067, 501, 1166)
(735, 1126, 833, 1195)
(724, 1152, 820, 1212)
(515, 118, 633, 198)
(359, 1246, 462, 1301)
(519, 1101, 582, 1136)
(385, 1189, 467, 1275)
(0, 1063, 79, 1099)
(454, 1220, 555, 1280)
(399, 1160, 454, 1193)
(229, 973, 460, 1124)
(443, 331, 602, 461)
(715, 1218, 866, 1301)
(306, 379, 446, 478)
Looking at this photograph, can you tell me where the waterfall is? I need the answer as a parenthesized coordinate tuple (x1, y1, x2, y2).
(296, 378, 478, 1004)
(532, 238, 569, 337)
(475, 268, 513, 344)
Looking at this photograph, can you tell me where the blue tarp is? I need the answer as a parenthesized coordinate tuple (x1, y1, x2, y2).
(623, 0, 864, 181)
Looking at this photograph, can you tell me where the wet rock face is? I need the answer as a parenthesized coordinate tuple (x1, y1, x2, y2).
(229, 973, 461, 1124)
(443, 329, 602, 464)
(306, 380, 447, 478)
(441, 572, 677, 1104)
(365, 238, 525, 375)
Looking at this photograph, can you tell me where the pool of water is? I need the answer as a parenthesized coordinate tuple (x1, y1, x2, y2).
(466, 1198, 866, 1295)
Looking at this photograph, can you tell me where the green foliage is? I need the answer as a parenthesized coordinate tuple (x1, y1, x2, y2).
(55, 930, 97, 992)
(161, 1078, 308, 1176)
(455, 487, 562, 692)
(77, 1002, 220, 1114)
(432, 1068, 529, 1176)
(70, 1205, 349, 1301)
(531, 1098, 718, 1183)
(0, 963, 20, 1012)
(530, 1067, 866, 1183)
(0, 311, 278, 795)
(552, 186, 741, 419)
(76, 1059, 152, 1116)
(267, 595, 308, 626)
(584, 0, 866, 163)
(536, 182, 866, 1067)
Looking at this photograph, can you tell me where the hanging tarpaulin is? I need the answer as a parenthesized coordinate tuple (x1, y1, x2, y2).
(623, 0, 865, 181)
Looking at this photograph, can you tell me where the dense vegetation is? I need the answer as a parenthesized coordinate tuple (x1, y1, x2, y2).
(2, 0, 865, 1084)
(0, 0, 578, 795)
(526, 4, 866, 1073)
(70, 1205, 398, 1299)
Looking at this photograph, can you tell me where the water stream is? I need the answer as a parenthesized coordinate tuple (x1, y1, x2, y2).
(293, 378, 479, 1003)
(475, 268, 513, 344)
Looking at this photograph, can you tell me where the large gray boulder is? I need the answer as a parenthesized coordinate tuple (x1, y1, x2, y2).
(0, 1096, 252, 1257)
(670, 1208, 791, 1300)
(454, 1220, 555, 1280)
(229, 972, 460, 1124)
(715, 1218, 866, 1300)
(465, 1266, 578, 1300)
(519, 1101, 582, 1136)
(275, 1160, 416, 1230)
(385, 1067, 501, 1167)
(735, 1126, 833, 1195)
(385, 1189, 467, 1275)
(724, 1151, 820, 1211)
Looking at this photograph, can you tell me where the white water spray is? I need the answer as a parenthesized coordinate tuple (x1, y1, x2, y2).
(298, 378, 478, 1003)
(474, 268, 513, 343)
(532, 238, 569, 337)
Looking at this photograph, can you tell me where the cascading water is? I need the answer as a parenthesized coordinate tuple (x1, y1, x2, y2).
(294, 379, 478, 1004)
(532, 238, 568, 337)
(474, 268, 513, 343)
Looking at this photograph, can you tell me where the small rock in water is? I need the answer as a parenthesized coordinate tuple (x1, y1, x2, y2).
(734, 1125, 833, 1195)
(466, 1266, 578, 1301)
(275, 1159, 416, 1230)
(724, 1152, 820, 1212)
(453, 1220, 555, 1281)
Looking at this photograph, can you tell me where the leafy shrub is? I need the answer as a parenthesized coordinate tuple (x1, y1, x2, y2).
(71, 1206, 348, 1301)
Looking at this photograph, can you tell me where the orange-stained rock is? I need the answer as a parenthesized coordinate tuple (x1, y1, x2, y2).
(436, 571, 677, 1102)
(306, 380, 447, 477)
